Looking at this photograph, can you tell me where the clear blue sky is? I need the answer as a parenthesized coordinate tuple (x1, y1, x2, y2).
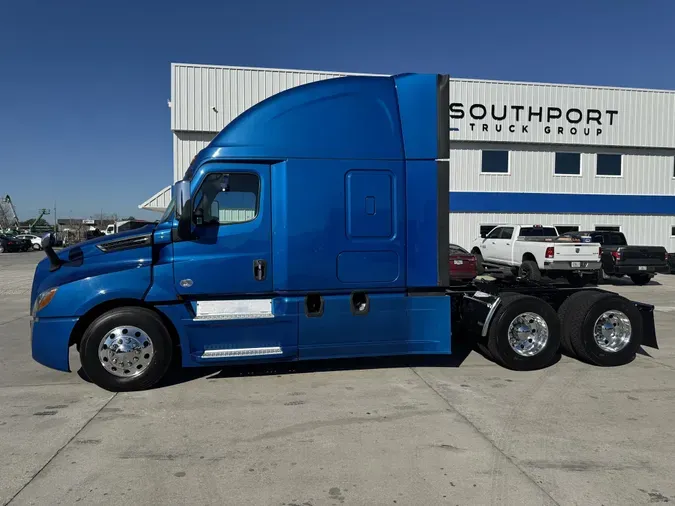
(1, 0, 673, 223)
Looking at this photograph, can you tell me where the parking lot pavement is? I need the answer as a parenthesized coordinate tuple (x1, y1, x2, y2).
(1, 252, 674, 505)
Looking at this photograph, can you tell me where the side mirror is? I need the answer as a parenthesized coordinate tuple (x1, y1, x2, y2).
(41, 232, 63, 271)
(193, 207, 204, 226)
(173, 180, 192, 241)
(41, 232, 56, 249)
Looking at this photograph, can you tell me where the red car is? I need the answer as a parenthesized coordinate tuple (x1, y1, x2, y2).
(448, 243, 477, 282)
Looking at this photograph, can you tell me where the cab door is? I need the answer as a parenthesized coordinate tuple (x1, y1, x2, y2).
(493, 226, 515, 264)
(480, 226, 503, 262)
(172, 163, 296, 363)
(173, 163, 273, 297)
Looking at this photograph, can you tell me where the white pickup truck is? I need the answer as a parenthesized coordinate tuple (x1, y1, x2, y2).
(470, 225, 602, 285)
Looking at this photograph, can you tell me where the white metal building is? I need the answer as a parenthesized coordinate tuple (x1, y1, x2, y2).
(140, 63, 675, 251)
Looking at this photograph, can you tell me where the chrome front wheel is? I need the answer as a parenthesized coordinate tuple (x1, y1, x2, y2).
(80, 307, 173, 392)
(98, 325, 155, 377)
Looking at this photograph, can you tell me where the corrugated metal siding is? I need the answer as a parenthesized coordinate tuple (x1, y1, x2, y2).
(448, 79, 675, 149)
(449, 212, 675, 251)
(139, 185, 172, 212)
(171, 64, 675, 148)
(173, 131, 216, 182)
(449, 145, 675, 195)
(219, 209, 256, 223)
(171, 64, 378, 133)
(155, 64, 675, 238)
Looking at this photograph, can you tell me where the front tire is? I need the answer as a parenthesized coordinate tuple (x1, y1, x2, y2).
(472, 250, 485, 275)
(79, 306, 174, 392)
(564, 292, 643, 367)
(487, 293, 561, 371)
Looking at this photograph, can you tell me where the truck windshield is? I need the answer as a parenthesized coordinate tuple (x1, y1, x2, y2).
(519, 227, 557, 237)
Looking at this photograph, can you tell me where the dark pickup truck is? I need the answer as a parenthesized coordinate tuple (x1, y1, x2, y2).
(559, 230, 668, 285)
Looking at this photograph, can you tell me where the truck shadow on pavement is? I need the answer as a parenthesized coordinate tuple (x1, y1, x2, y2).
(77, 329, 654, 390)
(118, 339, 480, 390)
(598, 277, 663, 287)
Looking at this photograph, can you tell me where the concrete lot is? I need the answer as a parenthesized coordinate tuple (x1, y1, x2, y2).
(1, 252, 674, 506)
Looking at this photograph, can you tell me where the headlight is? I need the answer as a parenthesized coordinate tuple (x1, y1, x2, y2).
(33, 287, 58, 315)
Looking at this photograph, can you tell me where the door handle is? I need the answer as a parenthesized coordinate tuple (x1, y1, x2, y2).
(253, 259, 266, 281)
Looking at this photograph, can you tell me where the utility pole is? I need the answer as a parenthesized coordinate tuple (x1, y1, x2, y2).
(54, 201, 57, 233)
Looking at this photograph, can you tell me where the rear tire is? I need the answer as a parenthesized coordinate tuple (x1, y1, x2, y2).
(79, 306, 174, 392)
(630, 273, 651, 285)
(518, 260, 541, 281)
(487, 293, 561, 371)
(557, 290, 597, 355)
(565, 292, 643, 367)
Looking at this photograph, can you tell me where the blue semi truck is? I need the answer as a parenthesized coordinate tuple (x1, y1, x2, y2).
(30, 73, 658, 391)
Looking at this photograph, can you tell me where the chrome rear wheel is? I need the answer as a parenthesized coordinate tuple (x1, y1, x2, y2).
(507, 312, 549, 357)
(593, 310, 631, 353)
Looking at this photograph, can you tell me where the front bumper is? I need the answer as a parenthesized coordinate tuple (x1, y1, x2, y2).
(31, 316, 79, 372)
(543, 261, 602, 271)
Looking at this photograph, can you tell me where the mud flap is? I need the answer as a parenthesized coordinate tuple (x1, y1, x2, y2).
(635, 302, 658, 349)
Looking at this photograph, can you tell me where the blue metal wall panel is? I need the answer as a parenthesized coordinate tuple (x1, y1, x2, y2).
(449, 191, 675, 215)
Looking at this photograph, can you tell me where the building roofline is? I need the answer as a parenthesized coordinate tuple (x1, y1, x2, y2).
(170, 62, 386, 77)
(449, 76, 675, 94)
(139, 185, 171, 210)
(171, 62, 675, 94)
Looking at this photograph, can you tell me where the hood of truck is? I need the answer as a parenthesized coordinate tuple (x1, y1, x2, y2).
(30, 224, 157, 313)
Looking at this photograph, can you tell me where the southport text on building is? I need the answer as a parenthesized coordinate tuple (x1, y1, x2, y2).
(449, 103, 619, 137)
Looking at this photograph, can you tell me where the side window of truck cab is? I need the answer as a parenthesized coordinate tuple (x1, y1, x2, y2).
(193, 172, 260, 225)
(486, 227, 503, 239)
(499, 227, 514, 240)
